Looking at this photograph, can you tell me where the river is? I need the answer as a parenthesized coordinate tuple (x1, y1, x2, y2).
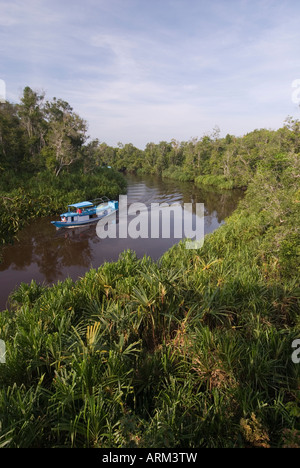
(0, 174, 244, 310)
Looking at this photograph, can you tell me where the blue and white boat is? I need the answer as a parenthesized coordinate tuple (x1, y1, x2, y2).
(51, 197, 118, 229)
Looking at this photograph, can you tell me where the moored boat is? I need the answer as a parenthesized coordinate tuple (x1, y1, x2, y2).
(51, 197, 118, 229)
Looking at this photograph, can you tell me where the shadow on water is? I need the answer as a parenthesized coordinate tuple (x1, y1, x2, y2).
(0, 174, 244, 310)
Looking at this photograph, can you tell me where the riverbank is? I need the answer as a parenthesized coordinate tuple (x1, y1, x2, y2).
(160, 167, 239, 190)
(0, 174, 243, 311)
(0, 153, 299, 448)
(0, 167, 127, 247)
(0, 91, 299, 447)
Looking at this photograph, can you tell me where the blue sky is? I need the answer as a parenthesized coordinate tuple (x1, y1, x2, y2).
(1, 0, 300, 148)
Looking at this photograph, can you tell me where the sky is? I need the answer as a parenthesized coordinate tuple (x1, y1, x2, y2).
(0, 0, 300, 148)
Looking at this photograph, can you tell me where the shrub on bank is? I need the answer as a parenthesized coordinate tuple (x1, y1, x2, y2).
(0, 168, 127, 246)
(0, 159, 299, 447)
(195, 175, 236, 190)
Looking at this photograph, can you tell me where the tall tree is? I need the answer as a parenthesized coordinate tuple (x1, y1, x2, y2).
(43, 98, 87, 176)
(17, 87, 47, 160)
(0, 101, 27, 171)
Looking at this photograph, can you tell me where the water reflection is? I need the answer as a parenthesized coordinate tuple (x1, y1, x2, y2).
(126, 174, 242, 218)
(0, 175, 244, 310)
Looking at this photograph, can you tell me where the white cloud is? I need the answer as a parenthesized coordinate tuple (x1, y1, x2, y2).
(2, 0, 300, 147)
(0, 0, 62, 27)
(0, 79, 6, 102)
(0, 1, 25, 26)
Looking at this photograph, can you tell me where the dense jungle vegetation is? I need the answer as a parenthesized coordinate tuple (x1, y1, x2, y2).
(88, 116, 300, 190)
(0, 87, 299, 448)
(0, 87, 126, 246)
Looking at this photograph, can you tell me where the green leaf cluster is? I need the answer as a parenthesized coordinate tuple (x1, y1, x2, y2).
(0, 152, 299, 446)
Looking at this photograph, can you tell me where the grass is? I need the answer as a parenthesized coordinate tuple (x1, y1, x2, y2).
(0, 244, 299, 447)
(0, 162, 299, 448)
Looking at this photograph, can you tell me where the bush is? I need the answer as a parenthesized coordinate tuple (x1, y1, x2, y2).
(0, 168, 127, 245)
(195, 175, 236, 190)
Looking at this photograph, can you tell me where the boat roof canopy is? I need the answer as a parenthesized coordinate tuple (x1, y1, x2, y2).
(68, 201, 94, 209)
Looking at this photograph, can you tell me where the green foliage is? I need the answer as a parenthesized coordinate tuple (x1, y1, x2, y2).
(0, 87, 299, 448)
(0, 87, 127, 245)
(195, 174, 235, 190)
(0, 168, 126, 246)
(162, 165, 194, 182)
(0, 102, 28, 172)
(0, 150, 299, 446)
(90, 122, 300, 195)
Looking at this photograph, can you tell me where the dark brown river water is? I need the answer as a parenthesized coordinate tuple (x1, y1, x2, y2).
(0, 174, 244, 310)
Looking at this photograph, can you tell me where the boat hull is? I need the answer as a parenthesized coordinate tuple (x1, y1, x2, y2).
(51, 217, 100, 229)
(51, 209, 117, 229)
